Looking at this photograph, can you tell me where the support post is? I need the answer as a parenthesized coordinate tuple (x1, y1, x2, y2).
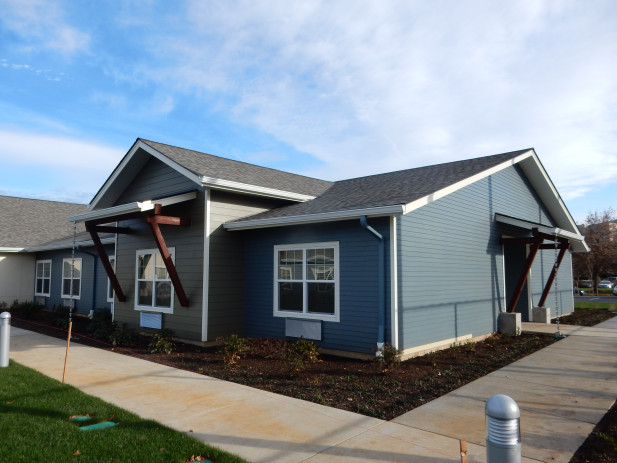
(0, 312, 10, 368)
(538, 241, 570, 307)
(87, 224, 126, 302)
(506, 230, 542, 313)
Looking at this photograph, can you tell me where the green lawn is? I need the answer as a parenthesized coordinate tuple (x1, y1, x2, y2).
(575, 301, 617, 310)
(0, 361, 248, 463)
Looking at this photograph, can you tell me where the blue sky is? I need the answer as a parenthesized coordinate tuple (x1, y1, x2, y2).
(1, 1, 616, 224)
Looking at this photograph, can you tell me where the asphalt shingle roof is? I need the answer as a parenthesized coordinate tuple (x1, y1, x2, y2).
(0, 196, 88, 249)
(232, 149, 532, 222)
(140, 139, 333, 197)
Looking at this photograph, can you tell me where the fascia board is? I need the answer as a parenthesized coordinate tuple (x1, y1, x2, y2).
(69, 191, 198, 223)
(224, 205, 404, 230)
(0, 247, 23, 252)
(202, 177, 315, 202)
(23, 237, 116, 253)
(403, 150, 535, 214)
(90, 140, 203, 210)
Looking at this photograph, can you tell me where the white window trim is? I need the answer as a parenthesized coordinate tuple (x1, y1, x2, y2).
(61, 257, 82, 300)
(273, 241, 340, 322)
(135, 248, 175, 314)
(34, 260, 52, 297)
(107, 255, 116, 303)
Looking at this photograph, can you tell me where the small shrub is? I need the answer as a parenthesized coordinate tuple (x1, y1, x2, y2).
(218, 334, 248, 365)
(375, 343, 401, 373)
(0, 301, 7, 311)
(285, 337, 320, 377)
(87, 308, 115, 341)
(9, 300, 42, 320)
(109, 323, 140, 347)
(149, 329, 176, 354)
(53, 305, 72, 330)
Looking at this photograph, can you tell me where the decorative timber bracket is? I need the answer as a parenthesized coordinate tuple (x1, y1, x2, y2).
(85, 204, 191, 307)
(501, 228, 570, 313)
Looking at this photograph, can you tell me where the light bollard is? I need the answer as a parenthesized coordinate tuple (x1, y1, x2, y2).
(486, 394, 521, 463)
(0, 312, 11, 368)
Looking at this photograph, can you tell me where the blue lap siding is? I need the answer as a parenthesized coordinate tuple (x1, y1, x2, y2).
(243, 218, 391, 354)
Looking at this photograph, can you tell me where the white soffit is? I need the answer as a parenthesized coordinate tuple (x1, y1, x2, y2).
(69, 191, 197, 223)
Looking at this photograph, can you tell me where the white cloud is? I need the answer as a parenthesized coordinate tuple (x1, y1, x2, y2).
(0, 0, 90, 55)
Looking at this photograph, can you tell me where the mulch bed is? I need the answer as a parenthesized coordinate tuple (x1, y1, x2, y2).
(9, 306, 617, 461)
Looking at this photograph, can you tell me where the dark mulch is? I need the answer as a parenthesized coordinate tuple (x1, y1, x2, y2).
(8, 306, 617, 462)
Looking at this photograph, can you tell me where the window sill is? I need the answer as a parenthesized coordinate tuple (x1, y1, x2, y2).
(274, 311, 339, 322)
(135, 305, 173, 315)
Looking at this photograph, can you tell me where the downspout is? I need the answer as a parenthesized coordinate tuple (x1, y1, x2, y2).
(360, 216, 385, 351)
(77, 246, 98, 317)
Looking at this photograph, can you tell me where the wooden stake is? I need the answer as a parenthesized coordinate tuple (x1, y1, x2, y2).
(62, 321, 72, 384)
(460, 440, 468, 463)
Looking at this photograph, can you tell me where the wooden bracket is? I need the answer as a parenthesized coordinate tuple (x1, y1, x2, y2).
(86, 224, 126, 302)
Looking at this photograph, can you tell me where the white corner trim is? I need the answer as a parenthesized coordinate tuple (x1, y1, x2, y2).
(202, 189, 211, 342)
(390, 216, 399, 350)
(225, 205, 405, 230)
(201, 177, 316, 202)
(403, 150, 535, 214)
(0, 247, 24, 252)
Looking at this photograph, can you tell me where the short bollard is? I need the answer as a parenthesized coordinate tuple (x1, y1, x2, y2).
(486, 394, 521, 463)
(0, 312, 11, 368)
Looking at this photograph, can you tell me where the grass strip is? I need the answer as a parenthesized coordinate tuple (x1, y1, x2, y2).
(575, 301, 617, 310)
(0, 361, 247, 463)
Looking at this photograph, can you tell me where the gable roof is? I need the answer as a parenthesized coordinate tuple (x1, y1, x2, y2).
(91, 138, 333, 209)
(224, 148, 587, 251)
(0, 196, 88, 251)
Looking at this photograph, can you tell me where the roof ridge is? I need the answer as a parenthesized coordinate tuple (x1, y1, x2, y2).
(0, 194, 87, 206)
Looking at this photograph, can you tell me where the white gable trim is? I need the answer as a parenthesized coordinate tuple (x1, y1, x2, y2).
(201, 176, 315, 202)
(224, 205, 405, 231)
(403, 150, 535, 214)
(69, 191, 197, 223)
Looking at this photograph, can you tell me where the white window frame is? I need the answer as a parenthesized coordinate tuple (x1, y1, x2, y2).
(107, 256, 116, 303)
(61, 258, 82, 300)
(34, 260, 51, 297)
(135, 248, 175, 314)
(273, 241, 340, 322)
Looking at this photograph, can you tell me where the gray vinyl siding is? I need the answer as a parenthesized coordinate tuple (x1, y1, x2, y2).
(397, 165, 572, 350)
(34, 245, 114, 315)
(243, 218, 390, 354)
(206, 191, 286, 340)
(114, 157, 198, 204)
(111, 158, 205, 340)
(529, 249, 574, 317)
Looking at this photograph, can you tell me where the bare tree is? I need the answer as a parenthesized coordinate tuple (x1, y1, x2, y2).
(573, 208, 617, 292)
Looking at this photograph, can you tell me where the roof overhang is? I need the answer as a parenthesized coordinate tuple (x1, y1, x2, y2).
(90, 139, 316, 209)
(23, 236, 116, 253)
(224, 205, 405, 231)
(69, 191, 197, 224)
(0, 247, 23, 253)
(496, 213, 589, 253)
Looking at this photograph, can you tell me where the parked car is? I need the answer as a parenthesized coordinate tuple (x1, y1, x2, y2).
(608, 277, 617, 283)
(574, 289, 586, 296)
(599, 280, 613, 289)
(579, 280, 593, 288)
(613, 286, 617, 296)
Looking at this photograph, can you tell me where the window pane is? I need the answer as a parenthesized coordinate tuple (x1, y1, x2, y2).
(138, 254, 153, 279)
(43, 279, 50, 294)
(36, 279, 43, 293)
(43, 263, 51, 278)
(307, 248, 334, 281)
(307, 282, 335, 314)
(36, 263, 43, 277)
(155, 256, 169, 279)
(72, 279, 81, 297)
(63, 279, 72, 296)
(155, 281, 172, 308)
(63, 261, 71, 276)
(278, 282, 303, 311)
(138, 281, 153, 306)
(73, 260, 81, 278)
(279, 250, 302, 280)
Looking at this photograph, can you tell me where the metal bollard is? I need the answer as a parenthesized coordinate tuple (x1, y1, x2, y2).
(0, 312, 10, 367)
(486, 394, 521, 463)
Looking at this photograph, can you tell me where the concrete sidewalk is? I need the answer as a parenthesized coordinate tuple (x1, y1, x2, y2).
(8, 318, 617, 463)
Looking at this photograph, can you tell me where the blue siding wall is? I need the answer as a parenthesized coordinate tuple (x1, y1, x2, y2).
(243, 218, 391, 354)
(398, 165, 573, 350)
(35, 244, 114, 314)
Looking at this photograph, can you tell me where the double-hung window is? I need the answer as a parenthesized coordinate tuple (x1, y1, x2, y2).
(62, 258, 82, 299)
(274, 242, 339, 321)
(34, 260, 51, 297)
(135, 248, 174, 313)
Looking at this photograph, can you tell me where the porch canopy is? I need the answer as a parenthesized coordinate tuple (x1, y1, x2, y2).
(68, 191, 196, 307)
(496, 213, 588, 313)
